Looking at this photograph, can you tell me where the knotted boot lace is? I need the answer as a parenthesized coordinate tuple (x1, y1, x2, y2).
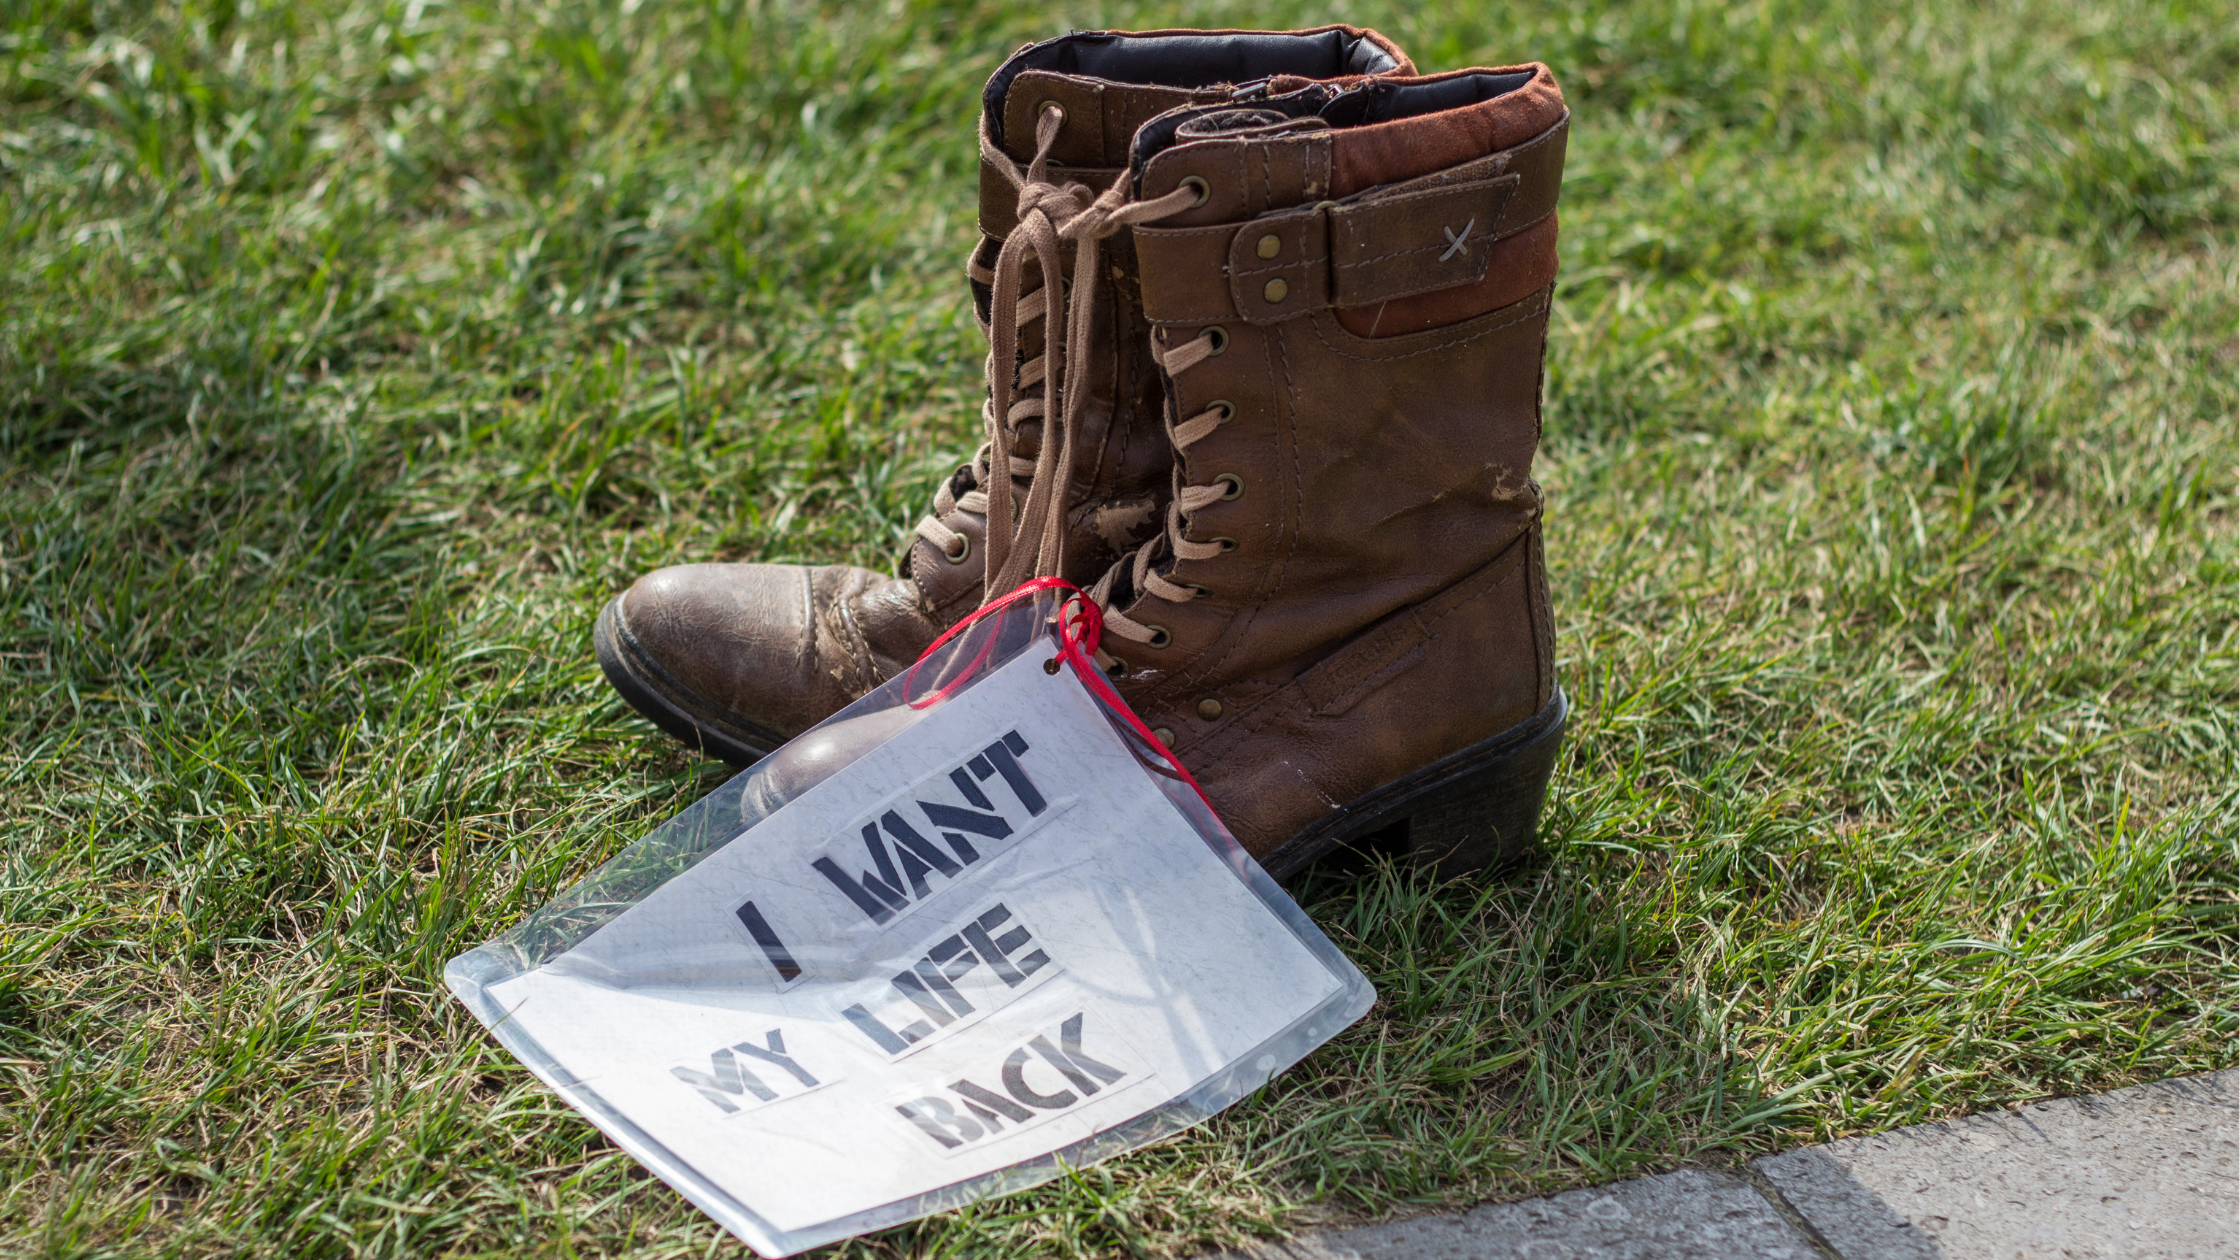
(912, 105, 1199, 601)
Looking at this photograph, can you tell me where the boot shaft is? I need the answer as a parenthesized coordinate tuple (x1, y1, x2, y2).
(978, 27, 1412, 211)
(1109, 67, 1567, 686)
(906, 27, 1415, 617)
(1093, 67, 1571, 861)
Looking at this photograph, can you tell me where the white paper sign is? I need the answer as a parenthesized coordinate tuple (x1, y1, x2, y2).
(452, 642, 1375, 1256)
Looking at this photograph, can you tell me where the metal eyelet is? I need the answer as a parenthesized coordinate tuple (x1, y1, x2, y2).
(1038, 100, 1066, 126)
(1200, 326, 1228, 355)
(1213, 536, 1237, 552)
(1146, 626, 1173, 649)
(1214, 473, 1244, 500)
(1104, 656, 1128, 680)
(1208, 399, 1234, 423)
(1179, 175, 1209, 207)
(942, 535, 970, 564)
(1187, 584, 1211, 600)
(1043, 657, 1062, 675)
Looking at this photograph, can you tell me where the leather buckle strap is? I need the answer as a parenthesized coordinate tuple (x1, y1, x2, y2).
(1135, 111, 1568, 326)
(1225, 205, 1334, 318)
(1229, 174, 1520, 320)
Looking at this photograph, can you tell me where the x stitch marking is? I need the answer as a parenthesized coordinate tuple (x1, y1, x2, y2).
(1439, 218, 1476, 262)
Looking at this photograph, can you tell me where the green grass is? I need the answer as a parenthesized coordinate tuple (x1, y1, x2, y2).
(1, 0, 2232, 1254)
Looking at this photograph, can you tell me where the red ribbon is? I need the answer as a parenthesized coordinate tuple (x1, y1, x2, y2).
(901, 575, 1077, 710)
(902, 577, 1213, 806)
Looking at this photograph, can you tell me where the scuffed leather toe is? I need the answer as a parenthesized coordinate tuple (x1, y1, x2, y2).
(596, 561, 944, 764)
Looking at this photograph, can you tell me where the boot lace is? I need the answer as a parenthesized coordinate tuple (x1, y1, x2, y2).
(912, 105, 1199, 600)
(1087, 323, 1234, 651)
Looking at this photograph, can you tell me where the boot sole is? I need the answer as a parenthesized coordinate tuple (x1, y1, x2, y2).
(593, 596, 788, 766)
(1259, 687, 1568, 882)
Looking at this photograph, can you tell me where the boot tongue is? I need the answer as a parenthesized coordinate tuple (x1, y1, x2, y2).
(1128, 86, 1337, 176)
(1173, 108, 1312, 140)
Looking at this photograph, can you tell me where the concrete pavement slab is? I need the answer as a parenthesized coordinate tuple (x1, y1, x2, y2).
(1756, 1069, 2236, 1260)
(1234, 1168, 1822, 1259)
(1228, 1070, 2235, 1260)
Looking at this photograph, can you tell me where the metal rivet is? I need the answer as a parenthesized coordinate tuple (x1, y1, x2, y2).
(1146, 626, 1172, 649)
(1263, 278, 1288, 303)
(1214, 473, 1244, 500)
(1257, 234, 1281, 259)
(1197, 698, 1223, 720)
(1153, 727, 1175, 746)
(1179, 175, 1209, 207)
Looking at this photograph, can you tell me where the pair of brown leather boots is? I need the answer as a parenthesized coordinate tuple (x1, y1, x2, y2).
(597, 27, 1570, 879)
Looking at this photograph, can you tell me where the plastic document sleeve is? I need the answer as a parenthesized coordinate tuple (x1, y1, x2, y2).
(446, 595, 1375, 1257)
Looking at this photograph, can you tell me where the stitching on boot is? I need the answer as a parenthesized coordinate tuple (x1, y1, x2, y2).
(1062, 277, 1121, 510)
(1302, 613, 1429, 715)
(1316, 638, 1430, 718)
(1085, 280, 1119, 498)
(1110, 292, 1136, 507)
(1528, 529, 1555, 706)
(1191, 531, 1532, 770)
(1139, 223, 1241, 241)
(818, 605, 858, 696)
(824, 593, 878, 694)
(1336, 182, 1516, 266)
(1306, 287, 1549, 361)
(1418, 533, 1531, 631)
(928, 566, 979, 621)
(794, 567, 817, 686)
(1133, 234, 1237, 322)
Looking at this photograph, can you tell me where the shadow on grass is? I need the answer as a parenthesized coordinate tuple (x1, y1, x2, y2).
(1255, 830, 1821, 1213)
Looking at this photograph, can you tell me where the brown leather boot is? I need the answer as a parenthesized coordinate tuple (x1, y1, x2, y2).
(595, 27, 1415, 763)
(1078, 66, 1573, 878)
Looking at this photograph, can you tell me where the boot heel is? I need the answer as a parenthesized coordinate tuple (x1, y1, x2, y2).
(1280, 688, 1568, 881)
(1399, 689, 1567, 878)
